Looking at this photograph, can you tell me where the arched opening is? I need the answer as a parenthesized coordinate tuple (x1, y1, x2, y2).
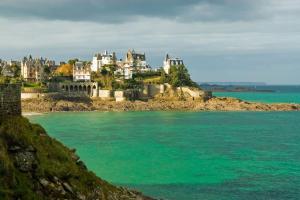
(87, 85, 91, 96)
(70, 85, 74, 91)
(65, 86, 69, 91)
(83, 85, 87, 91)
(92, 85, 97, 97)
(79, 85, 82, 91)
(74, 85, 78, 91)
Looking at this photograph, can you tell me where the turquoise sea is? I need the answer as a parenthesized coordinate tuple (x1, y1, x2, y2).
(28, 111, 300, 200)
(214, 92, 300, 104)
(212, 85, 300, 103)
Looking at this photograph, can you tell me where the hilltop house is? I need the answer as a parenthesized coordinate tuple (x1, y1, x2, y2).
(1, 64, 14, 77)
(73, 61, 91, 82)
(91, 51, 117, 72)
(7, 60, 21, 67)
(163, 54, 184, 74)
(21, 55, 55, 82)
(125, 49, 151, 72)
(0, 60, 14, 77)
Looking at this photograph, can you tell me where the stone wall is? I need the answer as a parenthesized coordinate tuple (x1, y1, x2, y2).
(114, 91, 126, 102)
(98, 90, 113, 99)
(0, 84, 21, 117)
(142, 84, 165, 98)
(21, 92, 60, 100)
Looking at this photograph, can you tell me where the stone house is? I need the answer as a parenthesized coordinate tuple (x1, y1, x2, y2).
(21, 55, 55, 82)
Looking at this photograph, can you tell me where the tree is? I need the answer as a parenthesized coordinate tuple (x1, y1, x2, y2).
(55, 64, 72, 76)
(168, 65, 198, 88)
(11, 64, 21, 78)
(43, 66, 51, 74)
(68, 58, 79, 66)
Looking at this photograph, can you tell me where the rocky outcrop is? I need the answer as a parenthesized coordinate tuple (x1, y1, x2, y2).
(0, 116, 154, 200)
(22, 97, 300, 113)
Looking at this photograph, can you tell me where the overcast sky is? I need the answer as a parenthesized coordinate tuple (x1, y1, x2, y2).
(0, 0, 300, 84)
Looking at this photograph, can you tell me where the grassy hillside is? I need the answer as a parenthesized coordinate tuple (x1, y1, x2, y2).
(0, 116, 153, 200)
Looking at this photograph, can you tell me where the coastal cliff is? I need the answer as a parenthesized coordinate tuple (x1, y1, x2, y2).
(22, 97, 300, 113)
(0, 116, 153, 200)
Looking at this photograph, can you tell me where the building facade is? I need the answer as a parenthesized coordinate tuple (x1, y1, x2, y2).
(21, 55, 55, 82)
(91, 50, 116, 72)
(73, 61, 91, 82)
(125, 49, 148, 69)
(163, 54, 184, 74)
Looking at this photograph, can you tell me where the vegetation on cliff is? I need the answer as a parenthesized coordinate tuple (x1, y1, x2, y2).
(55, 63, 73, 76)
(0, 116, 152, 200)
(161, 65, 199, 88)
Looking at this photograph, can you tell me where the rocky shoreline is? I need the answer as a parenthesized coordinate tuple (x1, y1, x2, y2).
(22, 97, 300, 113)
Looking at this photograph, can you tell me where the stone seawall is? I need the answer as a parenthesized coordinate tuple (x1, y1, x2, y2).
(21, 97, 300, 113)
(0, 84, 21, 117)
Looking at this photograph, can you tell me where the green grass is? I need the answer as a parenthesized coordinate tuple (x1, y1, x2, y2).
(23, 82, 42, 88)
(142, 76, 161, 84)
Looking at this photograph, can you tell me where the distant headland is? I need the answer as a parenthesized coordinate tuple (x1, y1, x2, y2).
(1, 50, 211, 102)
(1, 50, 299, 113)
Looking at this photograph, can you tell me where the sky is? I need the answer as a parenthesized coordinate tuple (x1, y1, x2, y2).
(0, 0, 300, 84)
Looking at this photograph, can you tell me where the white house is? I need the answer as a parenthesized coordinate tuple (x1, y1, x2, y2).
(123, 63, 134, 79)
(163, 54, 184, 74)
(73, 62, 91, 82)
(91, 50, 116, 72)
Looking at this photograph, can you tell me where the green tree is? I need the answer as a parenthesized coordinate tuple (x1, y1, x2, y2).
(11, 64, 21, 78)
(168, 65, 198, 88)
(68, 58, 79, 66)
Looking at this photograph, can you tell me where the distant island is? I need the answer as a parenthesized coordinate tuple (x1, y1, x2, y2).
(200, 84, 275, 93)
(200, 82, 267, 86)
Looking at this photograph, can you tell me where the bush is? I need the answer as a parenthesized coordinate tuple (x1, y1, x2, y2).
(163, 65, 199, 88)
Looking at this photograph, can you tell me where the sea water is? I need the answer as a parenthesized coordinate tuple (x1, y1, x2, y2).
(213, 85, 300, 104)
(28, 111, 300, 200)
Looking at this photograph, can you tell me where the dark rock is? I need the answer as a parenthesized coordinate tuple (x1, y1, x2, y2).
(72, 154, 80, 162)
(70, 148, 76, 153)
(76, 160, 87, 170)
(14, 151, 37, 172)
(26, 145, 36, 152)
(8, 145, 22, 152)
